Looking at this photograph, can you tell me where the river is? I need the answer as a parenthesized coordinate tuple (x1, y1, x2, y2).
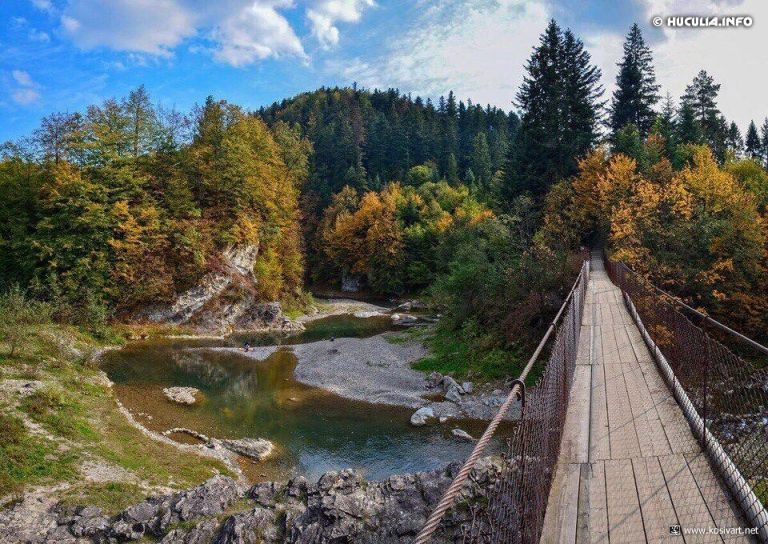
(100, 315, 506, 483)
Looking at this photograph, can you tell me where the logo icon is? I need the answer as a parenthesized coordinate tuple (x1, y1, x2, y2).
(669, 525, 682, 536)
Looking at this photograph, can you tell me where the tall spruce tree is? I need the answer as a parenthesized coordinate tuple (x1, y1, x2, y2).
(650, 93, 677, 158)
(503, 20, 603, 201)
(745, 120, 761, 159)
(676, 100, 703, 146)
(470, 132, 492, 188)
(726, 121, 743, 157)
(609, 24, 660, 139)
(680, 70, 726, 157)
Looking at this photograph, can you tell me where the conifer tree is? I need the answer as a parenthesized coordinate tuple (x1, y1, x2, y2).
(676, 101, 703, 146)
(470, 133, 492, 188)
(609, 24, 660, 138)
(123, 85, 160, 158)
(726, 121, 743, 157)
(745, 120, 761, 159)
(680, 70, 725, 157)
(650, 93, 677, 158)
(503, 20, 603, 201)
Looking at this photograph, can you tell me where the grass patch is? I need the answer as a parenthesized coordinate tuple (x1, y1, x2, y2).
(281, 291, 316, 320)
(59, 482, 149, 515)
(383, 326, 430, 345)
(1, 323, 230, 501)
(20, 388, 97, 441)
(412, 323, 526, 382)
(93, 402, 229, 488)
(0, 412, 78, 497)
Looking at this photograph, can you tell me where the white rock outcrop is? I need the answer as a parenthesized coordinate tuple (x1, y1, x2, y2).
(163, 386, 200, 405)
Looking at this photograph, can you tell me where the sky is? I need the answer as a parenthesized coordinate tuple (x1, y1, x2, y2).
(1, 0, 767, 142)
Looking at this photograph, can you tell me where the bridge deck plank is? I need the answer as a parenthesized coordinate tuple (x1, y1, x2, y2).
(541, 255, 754, 544)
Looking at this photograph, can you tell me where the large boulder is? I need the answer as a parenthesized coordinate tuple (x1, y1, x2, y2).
(440, 376, 464, 394)
(410, 406, 435, 426)
(445, 386, 463, 404)
(161, 518, 220, 544)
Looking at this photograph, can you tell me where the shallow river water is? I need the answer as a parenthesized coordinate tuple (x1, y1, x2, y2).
(101, 315, 505, 483)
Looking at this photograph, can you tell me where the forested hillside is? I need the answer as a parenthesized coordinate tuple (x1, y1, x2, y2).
(259, 87, 518, 200)
(2, 19, 768, 377)
(0, 94, 308, 325)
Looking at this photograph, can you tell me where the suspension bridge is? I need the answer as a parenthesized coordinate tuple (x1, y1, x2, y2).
(415, 252, 768, 543)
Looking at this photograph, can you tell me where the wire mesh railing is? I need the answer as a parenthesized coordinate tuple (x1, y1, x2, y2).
(414, 259, 590, 544)
(605, 257, 768, 540)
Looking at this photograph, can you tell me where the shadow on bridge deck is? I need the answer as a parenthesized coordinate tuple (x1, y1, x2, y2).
(541, 253, 756, 544)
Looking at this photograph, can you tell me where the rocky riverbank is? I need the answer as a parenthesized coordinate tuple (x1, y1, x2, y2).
(206, 332, 517, 421)
(1, 457, 502, 543)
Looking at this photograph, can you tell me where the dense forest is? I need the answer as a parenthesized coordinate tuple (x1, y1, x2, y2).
(2, 19, 768, 377)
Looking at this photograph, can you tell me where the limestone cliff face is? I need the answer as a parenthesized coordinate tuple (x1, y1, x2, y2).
(145, 245, 303, 334)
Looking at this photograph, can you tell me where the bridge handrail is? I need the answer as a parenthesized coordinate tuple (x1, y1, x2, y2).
(604, 255, 768, 540)
(414, 258, 590, 544)
(610, 260, 768, 357)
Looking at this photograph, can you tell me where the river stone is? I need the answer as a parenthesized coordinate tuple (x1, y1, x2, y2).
(441, 376, 464, 394)
(163, 386, 200, 405)
(452, 428, 474, 441)
(391, 313, 419, 326)
(445, 385, 463, 404)
(410, 406, 435, 426)
(425, 371, 443, 389)
(462, 381, 473, 394)
(221, 438, 274, 461)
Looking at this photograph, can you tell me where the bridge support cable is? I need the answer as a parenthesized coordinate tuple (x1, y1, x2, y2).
(605, 257, 768, 541)
(414, 259, 590, 544)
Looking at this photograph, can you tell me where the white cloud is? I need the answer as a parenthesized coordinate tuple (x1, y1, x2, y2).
(55, 0, 372, 66)
(31, 0, 55, 12)
(13, 88, 42, 105)
(60, 0, 196, 55)
(213, 1, 307, 65)
(335, 0, 765, 131)
(628, 0, 768, 129)
(338, 0, 550, 108)
(10, 70, 41, 106)
(307, 0, 375, 48)
(12, 70, 35, 88)
(29, 29, 51, 42)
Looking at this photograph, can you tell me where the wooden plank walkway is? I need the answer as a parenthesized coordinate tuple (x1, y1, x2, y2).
(542, 254, 754, 543)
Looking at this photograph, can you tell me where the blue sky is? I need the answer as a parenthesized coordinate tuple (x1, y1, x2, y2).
(2, 0, 767, 142)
